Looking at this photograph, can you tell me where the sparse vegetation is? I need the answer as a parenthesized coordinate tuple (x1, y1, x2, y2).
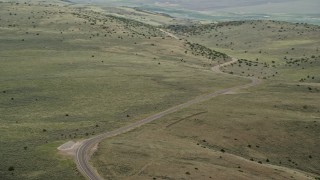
(0, 1, 246, 179)
(92, 19, 319, 180)
(0, 1, 319, 180)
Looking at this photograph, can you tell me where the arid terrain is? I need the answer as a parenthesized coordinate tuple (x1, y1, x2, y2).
(0, 0, 319, 180)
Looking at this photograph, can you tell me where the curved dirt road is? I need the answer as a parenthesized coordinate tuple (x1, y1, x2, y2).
(74, 57, 262, 180)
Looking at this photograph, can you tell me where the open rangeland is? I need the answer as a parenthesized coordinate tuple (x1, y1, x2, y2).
(0, 1, 319, 180)
(91, 21, 320, 179)
(1, 1, 244, 180)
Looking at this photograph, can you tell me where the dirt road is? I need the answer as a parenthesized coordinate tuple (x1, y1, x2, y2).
(72, 56, 264, 180)
(159, 28, 180, 40)
(58, 29, 317, 180)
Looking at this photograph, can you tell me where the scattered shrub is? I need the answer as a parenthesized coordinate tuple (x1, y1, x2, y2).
(8, 166, 15, 171)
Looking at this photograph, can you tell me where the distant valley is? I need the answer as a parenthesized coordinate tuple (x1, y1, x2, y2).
(69, 0, 320, 25)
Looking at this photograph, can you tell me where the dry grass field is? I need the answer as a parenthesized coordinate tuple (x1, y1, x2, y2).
(0, 1, 319, 180)
(93, 81, 319, 179)
(92, 21, 320, 180)
(0, 1, 245, 179)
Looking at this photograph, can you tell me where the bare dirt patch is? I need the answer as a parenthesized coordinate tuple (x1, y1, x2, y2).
(58, 141, 83, 156)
